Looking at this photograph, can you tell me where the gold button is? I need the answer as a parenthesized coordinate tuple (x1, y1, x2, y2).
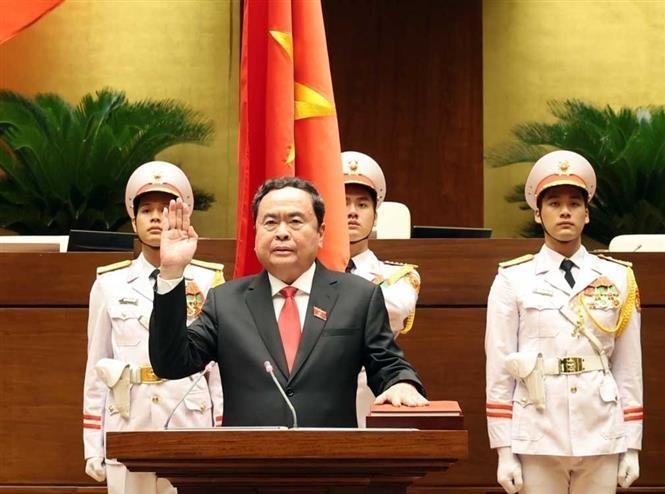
(570, 387, 577, 394)
(151, 395, 160, 404)
(521, 397, 527, 404)
(200, 403, 207, 412)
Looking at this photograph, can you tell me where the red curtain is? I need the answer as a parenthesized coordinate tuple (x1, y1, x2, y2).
(234, 0, 349, 278)
(0, 0, 64, 44)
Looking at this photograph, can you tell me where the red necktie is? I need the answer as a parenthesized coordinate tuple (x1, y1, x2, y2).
(278, 286, 301, 372)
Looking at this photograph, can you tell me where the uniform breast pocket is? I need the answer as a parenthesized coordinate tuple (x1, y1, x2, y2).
(183, 378, 213, 414)
(521, 295, 563, 338)
(108, 305, 144, 347)
(583, 300, 620, 330)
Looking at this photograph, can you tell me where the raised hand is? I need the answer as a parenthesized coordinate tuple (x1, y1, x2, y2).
(159, 198, 198, 279)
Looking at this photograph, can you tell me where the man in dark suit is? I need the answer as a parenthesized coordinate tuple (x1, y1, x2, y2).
(149, 177, 427, 427)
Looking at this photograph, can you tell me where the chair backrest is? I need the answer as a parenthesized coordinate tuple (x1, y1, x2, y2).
(0, 235, 69, 253)
(608, 234, 665, 252)
(375, 201, 411, 239)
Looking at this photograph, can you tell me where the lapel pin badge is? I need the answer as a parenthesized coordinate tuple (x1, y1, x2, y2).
(313, 306, 327, 321)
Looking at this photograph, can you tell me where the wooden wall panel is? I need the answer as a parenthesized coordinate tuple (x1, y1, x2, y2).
(0, 309, 90, 484)
(323, 0, 484, 228)
(0, 253, 130, 306)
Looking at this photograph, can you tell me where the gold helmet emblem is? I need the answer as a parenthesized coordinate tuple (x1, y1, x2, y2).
(558, 161, 571, 174)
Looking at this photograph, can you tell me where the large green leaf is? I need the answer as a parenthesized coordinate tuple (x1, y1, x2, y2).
(488, 100, 665, 244)
(0, 89, 215, 234)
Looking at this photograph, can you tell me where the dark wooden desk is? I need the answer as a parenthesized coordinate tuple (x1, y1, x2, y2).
(107, 429, 467, 493)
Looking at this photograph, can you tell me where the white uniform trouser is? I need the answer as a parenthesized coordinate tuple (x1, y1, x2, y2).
(356, 368, 374, 428)
(521, 454, 619, 494)
(106, 462, 177, 494)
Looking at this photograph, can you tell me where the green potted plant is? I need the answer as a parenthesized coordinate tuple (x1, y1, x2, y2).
(488, 99, 665, 245)
(0, 88, 214, 234)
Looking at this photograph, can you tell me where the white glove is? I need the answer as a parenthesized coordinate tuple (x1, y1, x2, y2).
(496, 447, 523, 493)
(617, 449, 639, 488)
(85, 456, 106, 482)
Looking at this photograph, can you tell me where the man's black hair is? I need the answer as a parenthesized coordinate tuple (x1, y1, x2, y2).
(252, 176, 325, 226)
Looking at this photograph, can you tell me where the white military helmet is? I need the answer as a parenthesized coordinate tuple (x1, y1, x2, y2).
(125, 161, 194, 219)
(341, 151, 387, 208)
(524, 150, 596, 211)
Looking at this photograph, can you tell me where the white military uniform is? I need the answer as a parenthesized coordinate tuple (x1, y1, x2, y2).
(350, 248, 420, 426)
(485, 244, 643, 492)
(83, 254, 225, 494)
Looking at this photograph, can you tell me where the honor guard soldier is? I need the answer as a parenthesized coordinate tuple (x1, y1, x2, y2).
(341, 151, 421, 426)
(485, 150, 643, 494)
(82, 161, 225, 494)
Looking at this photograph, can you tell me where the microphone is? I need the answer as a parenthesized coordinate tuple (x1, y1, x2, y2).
(264, 361, 298, 428)
(164, 362, 217, 429)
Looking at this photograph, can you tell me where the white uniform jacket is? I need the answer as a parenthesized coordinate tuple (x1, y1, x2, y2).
(82, 254, 224, 460)
(485, 245, 643, 457)
(351, 248, 420, 425)
(350, 249, 420, 335)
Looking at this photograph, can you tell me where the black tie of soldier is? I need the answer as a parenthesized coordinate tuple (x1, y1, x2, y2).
(345, 259, 355, 273)
(149, 268, 160, 291)
(560, 259, 575, 288)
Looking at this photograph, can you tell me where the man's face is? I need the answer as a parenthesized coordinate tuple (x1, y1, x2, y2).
(345, 183, 376, 243)
(131, 191, 175, 248)
(254, 187, 325, 283)
(535, 185, 589, 244)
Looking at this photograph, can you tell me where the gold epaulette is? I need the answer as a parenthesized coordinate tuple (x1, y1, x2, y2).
(191, 259, 225, 288)
(597, 254, 633, 268)
(498, 254, 534, 268)
(96, 259, 131, 275)
(383, 261, 418, 286)
(191, 259, 225, 271)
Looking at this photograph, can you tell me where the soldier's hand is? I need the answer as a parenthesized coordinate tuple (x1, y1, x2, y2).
(374, 382, 428, 407)
(618, 449, 639, 488)
(496, 447, 523, 493)
(160, 198, 198, 279)
(85, 456, 106, 482)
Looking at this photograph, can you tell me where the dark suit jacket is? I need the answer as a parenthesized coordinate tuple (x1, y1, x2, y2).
(149, 261, 424, 427)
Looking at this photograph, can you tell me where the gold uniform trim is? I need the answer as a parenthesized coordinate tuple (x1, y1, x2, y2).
(578, 267, 638, 337)
(400, 310, 417, 335)
(96, 259, 131, 275)
(383, 262, 418, 286)
(499, 254, 534, 268)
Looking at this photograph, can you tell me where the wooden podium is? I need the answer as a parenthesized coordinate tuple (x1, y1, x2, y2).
(106, 428, 468, 493)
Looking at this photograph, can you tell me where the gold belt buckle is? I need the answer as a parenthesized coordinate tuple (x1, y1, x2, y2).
(559, 357, 583, 374)
(140, 366, 163, 383)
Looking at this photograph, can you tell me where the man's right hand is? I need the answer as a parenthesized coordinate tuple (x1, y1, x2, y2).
(497, 446, 523, 493)
(160, 198, 198, 279)
(85, 456, 106, 482)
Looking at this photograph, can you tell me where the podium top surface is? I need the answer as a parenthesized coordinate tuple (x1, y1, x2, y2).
(107, 428, 468, 461)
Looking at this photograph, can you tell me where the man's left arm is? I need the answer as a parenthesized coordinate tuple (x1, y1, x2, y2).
(362, 284, 427, 405)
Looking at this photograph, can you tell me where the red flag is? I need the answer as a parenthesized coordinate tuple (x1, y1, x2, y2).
(234, 0, 349, 278)
(0, 0, 64, 45)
